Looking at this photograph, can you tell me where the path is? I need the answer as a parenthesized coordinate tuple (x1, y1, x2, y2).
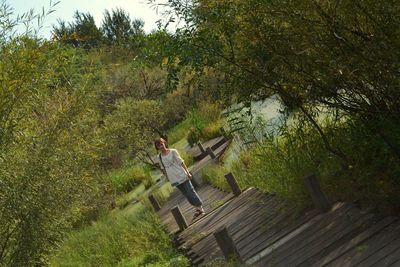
(156, 137, 400, 266)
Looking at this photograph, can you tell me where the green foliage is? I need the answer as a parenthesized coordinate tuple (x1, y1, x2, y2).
(167, 101, 223, 146)
(179, 149, 194, 168)
(53, 11, 103, 48)
(98, 63, 167, 118)
(163, 89, 191, 128)
(167, 118, 191, 145)
(101, 8, 144, 45)
(102, 98, 164, 162)
(50, 208, 189, 267)
(205, 114, 400, 212)
(153, 0, 400, 214)
(52, 8, 145, 49)
(186, 102, 223, 146)
(202, 164, 230, 192)
(107, 164, 154, 193)
(202, 119, 224, 141)
(0, 38, 109, 265)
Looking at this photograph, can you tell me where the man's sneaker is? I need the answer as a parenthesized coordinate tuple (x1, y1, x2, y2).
(193, 208, 205, 219)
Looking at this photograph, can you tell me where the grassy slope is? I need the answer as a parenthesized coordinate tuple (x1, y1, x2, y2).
(50, 105, 225, 266)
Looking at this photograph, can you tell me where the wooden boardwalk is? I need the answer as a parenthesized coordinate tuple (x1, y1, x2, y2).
(156, 138, 400, 266)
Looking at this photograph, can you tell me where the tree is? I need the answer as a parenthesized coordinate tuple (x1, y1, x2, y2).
(156, 0, 400, 162)
(102, 98, 165, 165)
(52, 11, 103, 48)
(101, 8, 144, 45)
(0, 37, 106, 266)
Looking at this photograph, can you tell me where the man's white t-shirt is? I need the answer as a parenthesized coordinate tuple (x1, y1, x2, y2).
(159, 149, 188, 186)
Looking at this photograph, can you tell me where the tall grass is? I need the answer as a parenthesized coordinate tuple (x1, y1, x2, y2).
(50, 207, 189, 267)
(167, 102, 224, 146)
(203, 117, 400, 213)
(167, 118, 192, 145)
(107, 163, 154, 194)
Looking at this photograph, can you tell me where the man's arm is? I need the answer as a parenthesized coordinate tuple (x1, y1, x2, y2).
(181, 162, 192, 179)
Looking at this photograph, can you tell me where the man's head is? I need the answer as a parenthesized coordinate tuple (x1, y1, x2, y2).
(154, 137, 167, 151)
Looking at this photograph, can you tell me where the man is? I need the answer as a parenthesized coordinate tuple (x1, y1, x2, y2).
(155, 138, 205, 218)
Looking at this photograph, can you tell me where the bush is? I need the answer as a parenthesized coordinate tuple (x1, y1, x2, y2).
(202, 119, 224, 141)
(163, 90, 191, 128)
(50, 208, 189, 266)
(204, 114, 400, 213)
(168, 118, 191, 145)
(180, 149, 194, 167)
(168, 101, 224, 146)
(187, 126, 203, 147)
(108, 164, 154, 193)
(186, 102, 224, 146)
(201, 164, 230, 192)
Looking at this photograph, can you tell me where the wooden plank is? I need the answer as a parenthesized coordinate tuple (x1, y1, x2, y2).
(239, 206, 314, 260)
(156, 159, 400, 267)
(206, 147, 216, 159)
(159, 185, 227, 224)
(297, 217, 391, 267)
(230, 195, 280, 239)
(171, 206, 188, 231)
(177, 189, 267, 256)
(224, 199, 274, 237)
(360, 246, 400, 267)
(360, 231, 400, 267)
(309, 216, 398, 267)
(388, 258, 400, 267)
(180, 192, 266, 247)
(185, 136, 225, 158)
(178, 188, 260, 240)
(324, 220, 400, 267)
(186, 234, 218, 259)
(235, 201, 290, 251)
(188, 232, 225, 264)
(263, 210, 366, 266)
(250, 203, 355, 266)
(225, 172, 242, 196)
(279, 211, 376, 267)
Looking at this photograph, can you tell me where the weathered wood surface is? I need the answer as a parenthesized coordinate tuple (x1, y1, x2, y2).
(189, 139, 231, 184)
(186, 136, 227, 161)
(157, 137, 400, 266)
(160, 183, 400, 266)
(158, 184, 231, 234)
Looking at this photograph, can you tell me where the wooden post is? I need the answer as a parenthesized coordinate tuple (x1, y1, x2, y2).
(224, 172, 242, 196)
(197, 142, 205, 153)
(148, 194, 161, 211)
(206, 147, 216, 159)
(303, 174, 331, 213)
(171, 206, 188, 231)
(214, 227, 241, 261)
(220, 127, 227, 137)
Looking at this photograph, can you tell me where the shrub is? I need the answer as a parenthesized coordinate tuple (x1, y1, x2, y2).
(201, 164, 230, 192)
(180, 149, 194, 167)
(108, 164, 154, 193)
(186, 102, 224, 146)
(163, 90, 191, 128)
(50, 208, 189, 266)
(168, 118, 191, 145)
(202, 119, 224, 141)
(187, 126, 203, 147)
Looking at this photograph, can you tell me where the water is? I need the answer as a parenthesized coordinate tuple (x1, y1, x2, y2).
(222, 95, 286, 167)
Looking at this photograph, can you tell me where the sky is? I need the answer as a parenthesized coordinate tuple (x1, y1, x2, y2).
(9, 0, 174, 39)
